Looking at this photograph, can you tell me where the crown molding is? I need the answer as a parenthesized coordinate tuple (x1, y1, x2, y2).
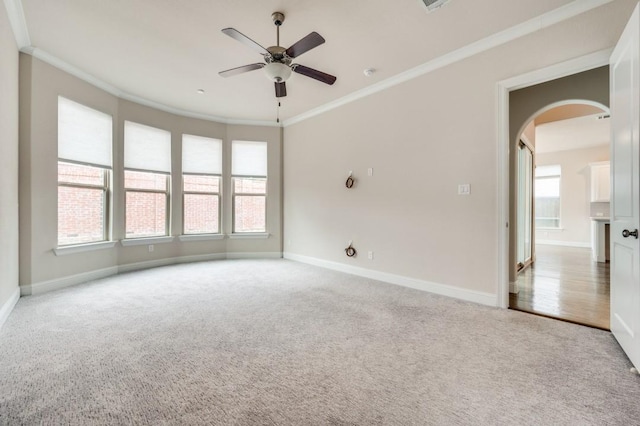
(6, 0, 612, 128)
(22, 46, 124, 97)
(5, 0, 278, 127)
(282, 0, 614, 127)
(3, 0, 29, 48)
(21, 47, 280, 128)
(118, 91, 279, 127)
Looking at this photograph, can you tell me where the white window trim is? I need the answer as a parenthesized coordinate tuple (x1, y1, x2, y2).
(232, 176, 267, 234)
(178, 234, 226, 242)
(124, 170, 171, 239)
(182, 174, 222, 236)
(120, 236, 175, 247)
(57, 161, 111, 247)
(228, 233, 270, 239)
(53, 241, 117, 256)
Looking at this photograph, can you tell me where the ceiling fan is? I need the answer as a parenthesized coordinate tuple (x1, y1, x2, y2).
(219, 12, 336, 98)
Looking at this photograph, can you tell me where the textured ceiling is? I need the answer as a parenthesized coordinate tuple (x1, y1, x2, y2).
(18, 0, 589, 122)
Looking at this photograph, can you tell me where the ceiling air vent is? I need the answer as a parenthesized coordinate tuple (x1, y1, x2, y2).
(418, 0, 450, 12)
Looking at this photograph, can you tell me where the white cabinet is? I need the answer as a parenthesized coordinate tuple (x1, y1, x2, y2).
(590, 162, 611, 202)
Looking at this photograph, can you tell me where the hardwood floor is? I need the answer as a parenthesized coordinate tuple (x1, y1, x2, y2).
(509, 244, 610, 330)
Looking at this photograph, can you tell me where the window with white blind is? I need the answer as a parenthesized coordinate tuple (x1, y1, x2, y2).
(182, 134, 222, 235)
(57, 97, 112, 246)
(232, 141, 267, 233)
(124, 121, 171, 239)
(535, 164, 561, 229)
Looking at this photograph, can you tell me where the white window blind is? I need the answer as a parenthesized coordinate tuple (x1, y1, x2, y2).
(124, 121, 172, 173)
(182, 134, 223, 175)
(232, 141, 267, 177)
(535, 165, 561, 178)
(58, 97, 113, 168)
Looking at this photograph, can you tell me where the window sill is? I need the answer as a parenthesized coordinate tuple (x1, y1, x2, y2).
(53, 241, 117, 256)
(178, 234, 225, 242)
(228, 233, 270, 239)
(121, 236, 175, 247)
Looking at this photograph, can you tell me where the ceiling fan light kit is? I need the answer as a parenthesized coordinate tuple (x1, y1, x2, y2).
(219, 11, 336, 99)
(264, 62, 292, 83)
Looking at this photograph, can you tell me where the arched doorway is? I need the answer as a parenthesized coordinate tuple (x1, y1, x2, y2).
(510, 101, 610, 329)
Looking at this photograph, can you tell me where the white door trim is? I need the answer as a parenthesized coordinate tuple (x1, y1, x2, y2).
(496, 49, 612, 309)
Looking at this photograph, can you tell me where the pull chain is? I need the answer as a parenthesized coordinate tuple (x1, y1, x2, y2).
(276, 101, 281, 123)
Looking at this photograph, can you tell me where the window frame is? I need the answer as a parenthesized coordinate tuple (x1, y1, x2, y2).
(534, 167, 562, 230)
(182, 172, 222, 235)
(124, 168, 171, 239)
(57, 160, 111, 246)
(231, 175, 267, 234)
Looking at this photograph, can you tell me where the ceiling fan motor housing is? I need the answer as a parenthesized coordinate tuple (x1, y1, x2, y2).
(418, 0, 450, 12)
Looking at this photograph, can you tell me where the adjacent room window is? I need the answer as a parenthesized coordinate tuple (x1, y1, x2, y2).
(57, 97, 112, 246)
(232, 141, 267, 233)
(182, 134, 222, 234)
(124, 121, 171, 239)
(535, 164, 561, 228)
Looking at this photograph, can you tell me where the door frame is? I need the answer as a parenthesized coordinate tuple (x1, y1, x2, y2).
(496, 48, 613, 308)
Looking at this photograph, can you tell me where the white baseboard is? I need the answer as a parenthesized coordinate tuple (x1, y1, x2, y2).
(21, 266, 119, 296)
(536, 240, 591, 248)
(0, 287, 20, 330)
(21, 252, 284, 296)
(283, 252, 497, 307)
(227, 252, 282, 259)
(117, 253, 227, 274)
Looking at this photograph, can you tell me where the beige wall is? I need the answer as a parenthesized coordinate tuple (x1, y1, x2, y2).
(536, 145, 610, 246)
(283, 0, 635, 300)
(10, 0, 638, 302)
(522, 121, 536, 147)
(19, 55, 282, 287)
(0, 4, 20, 309)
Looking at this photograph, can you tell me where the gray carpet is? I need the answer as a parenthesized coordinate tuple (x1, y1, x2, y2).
(0, 259, 639, 425)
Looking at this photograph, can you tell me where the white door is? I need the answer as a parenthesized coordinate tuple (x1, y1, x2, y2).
(610, 3, 640, 369)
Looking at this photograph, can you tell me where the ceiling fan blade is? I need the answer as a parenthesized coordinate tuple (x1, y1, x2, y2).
(285, 32, 325, 58)
(218, 63, 265, 78)
(222, 28, 269, 56)
(293, 65, 336, 85)
(275, 82, 287, 98)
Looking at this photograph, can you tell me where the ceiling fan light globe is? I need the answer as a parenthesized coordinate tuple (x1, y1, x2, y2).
(264, 62, 292, 82)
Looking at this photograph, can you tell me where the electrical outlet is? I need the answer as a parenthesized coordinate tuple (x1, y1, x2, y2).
(368, 251, 374, 260)
(148, 244, 154, 253)
(458, 184, 470, 195)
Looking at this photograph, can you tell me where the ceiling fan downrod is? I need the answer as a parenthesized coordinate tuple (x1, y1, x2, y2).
(272, 12, 285, 47)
